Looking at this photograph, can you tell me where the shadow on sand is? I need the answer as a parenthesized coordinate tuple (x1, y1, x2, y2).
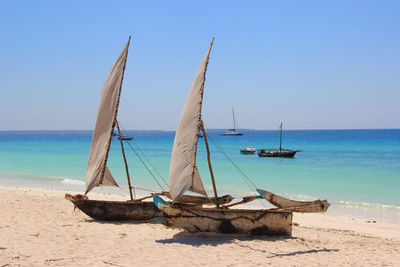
(267, 248, 340, 258)
(156, 232, 340, 256)
(155, 231, 295, 247)
(82, 218, 161, 225)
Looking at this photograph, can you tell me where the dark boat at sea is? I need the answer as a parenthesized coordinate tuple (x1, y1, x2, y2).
(258, 148, 299, 157)
(258, 123, 302, 158)
(112, 130, 133, 140)
(119, 136, 133, 140)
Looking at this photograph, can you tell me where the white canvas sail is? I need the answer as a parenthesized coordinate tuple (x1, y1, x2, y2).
(169, 39, 214, 202)
(85, 38, 130, 194)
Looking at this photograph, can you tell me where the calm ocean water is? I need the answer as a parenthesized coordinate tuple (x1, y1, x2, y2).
(1, 129, 399, 223)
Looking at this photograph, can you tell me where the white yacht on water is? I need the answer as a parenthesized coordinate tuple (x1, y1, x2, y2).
(221, 108, 243, 136)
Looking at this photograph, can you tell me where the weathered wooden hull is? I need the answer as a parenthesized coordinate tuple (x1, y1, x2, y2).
(257, 189, 330, 213)
(160, 192, 233, 206)
(154, 196, 292, 235)
(65, 194, 163, 221)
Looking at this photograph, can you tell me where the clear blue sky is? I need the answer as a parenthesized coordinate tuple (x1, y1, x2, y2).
(1, 0, 399, 130)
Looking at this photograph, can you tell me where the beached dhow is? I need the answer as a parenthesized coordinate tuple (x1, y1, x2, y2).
(65, 37, 231, 221)
(65, 37, 163, 221)
(153, 38, 329, 235)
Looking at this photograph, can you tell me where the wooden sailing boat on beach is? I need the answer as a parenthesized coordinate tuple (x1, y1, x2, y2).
(65, 37, 163, 221)
(65, 37, 232, 221)
(258, 122, 302, 158)
(153, 38, 329, 235)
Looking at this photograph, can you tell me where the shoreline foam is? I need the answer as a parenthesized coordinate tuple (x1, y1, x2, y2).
(2, 173, 399, 225)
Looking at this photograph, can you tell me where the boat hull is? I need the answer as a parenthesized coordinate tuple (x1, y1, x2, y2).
(240, 148, 256, 154)
(258, 151, 297, 158)
(221, 133, 243, 136)
(119, 137, 133, 140)
(65, 194, 163, 221)
(221, 129, 243, 136)
(257, 189, 329, 213)
(160, 192, 233, 206)
(154, 196, 292, 235)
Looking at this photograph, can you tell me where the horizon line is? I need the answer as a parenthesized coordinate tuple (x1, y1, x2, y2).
(0, 128, 399, 132)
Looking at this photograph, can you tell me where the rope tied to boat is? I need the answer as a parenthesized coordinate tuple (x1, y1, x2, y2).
(118, 122, 168, 192)
(202, 123, 267, 208)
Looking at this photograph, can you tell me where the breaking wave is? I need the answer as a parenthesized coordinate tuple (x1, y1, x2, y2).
(60, 178, 85, 185)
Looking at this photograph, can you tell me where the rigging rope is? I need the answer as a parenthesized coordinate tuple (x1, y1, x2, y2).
(119, 123, 168, 187)
(116, 122, 166, 192)
(125, 141, 165, 191)
(202, 125, 267, 208)
(130, 140, 169, 188)
(118, 185, 159, 196)
(206, 132, 258, 189)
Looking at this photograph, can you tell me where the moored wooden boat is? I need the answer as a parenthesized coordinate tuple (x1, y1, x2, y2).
(154, 195, 292, 235)
(258, 149, 299, 158)
(258, 123, 301, 158)
(119, 136, 133, 140)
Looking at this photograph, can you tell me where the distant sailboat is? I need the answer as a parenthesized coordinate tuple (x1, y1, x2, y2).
(112, 128, 133, 140)
(221, 108, 243, 136)
(258, 122, 302, 158)
(153, 38, 329, 235)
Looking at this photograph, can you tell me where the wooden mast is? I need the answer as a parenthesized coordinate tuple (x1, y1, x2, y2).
(116, 118, 135, 201)
(279, 122, 282, 152)
(200, 120, 219, 207)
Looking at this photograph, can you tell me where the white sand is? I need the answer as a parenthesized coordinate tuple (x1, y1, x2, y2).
(1, 185, 399, 266)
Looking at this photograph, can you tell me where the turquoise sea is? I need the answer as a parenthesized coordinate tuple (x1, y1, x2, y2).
(0, 129, 399, 223)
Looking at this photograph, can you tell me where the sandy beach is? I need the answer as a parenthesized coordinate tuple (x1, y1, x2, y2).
(0, 185, 399, 266)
